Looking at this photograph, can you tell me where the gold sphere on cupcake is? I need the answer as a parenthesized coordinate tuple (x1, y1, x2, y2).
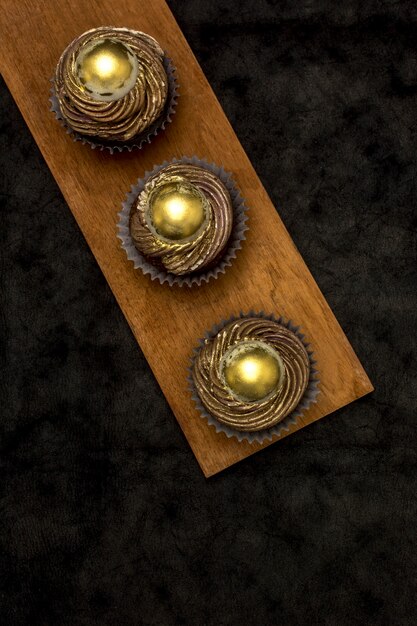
(129, 162, 235, 277)
(53, 27, 170, 142)
(147, 179, 208, 241)
(76, 38, 138, 102)
(221, 341, 285, 402)
(191, 316, 312, 432)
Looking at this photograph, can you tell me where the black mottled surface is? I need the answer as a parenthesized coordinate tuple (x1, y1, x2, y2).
(1, 1, 416, 624)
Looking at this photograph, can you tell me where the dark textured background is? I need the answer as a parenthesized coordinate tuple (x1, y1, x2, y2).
(1, 1, 416, 624)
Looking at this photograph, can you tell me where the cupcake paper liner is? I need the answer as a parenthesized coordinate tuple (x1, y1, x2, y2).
(188, 311, 320, 444)
(117, 156, 249, 287)
(50, 54, 178, 153)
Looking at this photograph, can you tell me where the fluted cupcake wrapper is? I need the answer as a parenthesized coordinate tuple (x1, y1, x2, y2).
(117, 156, 249, 287)
(188, 311, 320, 444)
(49, 54, 178, 153)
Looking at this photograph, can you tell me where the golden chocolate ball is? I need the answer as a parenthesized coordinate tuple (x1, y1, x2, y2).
(222, 341, 284, 402)
(76, 38, 138, 102)
(149, 181, 208, 241)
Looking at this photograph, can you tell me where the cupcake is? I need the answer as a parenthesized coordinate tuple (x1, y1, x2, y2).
(190, 313, 319, 443)
(118, 157, 249, 286)
(52, 26, 177, 150)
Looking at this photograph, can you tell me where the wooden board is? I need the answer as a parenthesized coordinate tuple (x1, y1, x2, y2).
(0, 0, 373, 477)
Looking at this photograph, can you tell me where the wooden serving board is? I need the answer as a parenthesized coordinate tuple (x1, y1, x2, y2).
(0, 0, 373, 477)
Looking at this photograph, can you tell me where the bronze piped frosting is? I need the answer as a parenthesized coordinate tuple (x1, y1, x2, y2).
(192, 317, 311, 432)
(54, 27, 168, 142)
(129, 163, 234, 276)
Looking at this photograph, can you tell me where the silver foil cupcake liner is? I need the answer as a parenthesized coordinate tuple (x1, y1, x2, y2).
(117, 156, 249, 287)
(50, 53, 178, 154)
(188, 311, 320, 444)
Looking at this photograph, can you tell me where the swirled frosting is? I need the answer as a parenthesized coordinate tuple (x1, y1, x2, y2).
(129, 163, 234, 275)
(54, 27, 168, 142)
(192, 317, 311, 432)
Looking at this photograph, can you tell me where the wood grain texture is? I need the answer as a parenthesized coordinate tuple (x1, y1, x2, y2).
(0, 0, 373, 477)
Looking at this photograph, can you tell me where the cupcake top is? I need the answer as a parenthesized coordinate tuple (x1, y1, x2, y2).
(54, 27, 168, 142)
(129, 163, 234, 276)
(192, 316, 310, 432)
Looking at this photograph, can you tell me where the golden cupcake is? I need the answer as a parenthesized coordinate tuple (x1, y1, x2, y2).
(191, 316, 312, 432)
(53, 26, 173, 144)
(129, 162, 235, 277)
